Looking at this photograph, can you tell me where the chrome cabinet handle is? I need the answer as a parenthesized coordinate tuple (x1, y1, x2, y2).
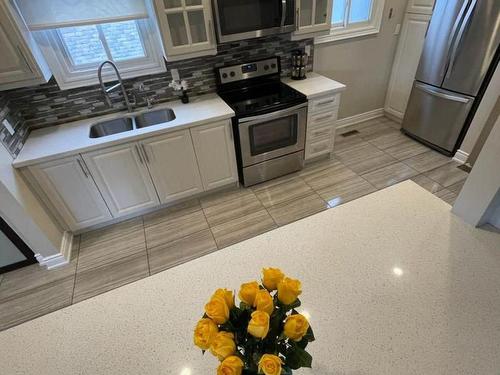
(141, 144, 150, 163)
(296, 8, 300, 30)
(77, 159, 89, 178)
(317, 99, 335, 106)
(280, 0, 287, 28)
(135, 145, 144, 164)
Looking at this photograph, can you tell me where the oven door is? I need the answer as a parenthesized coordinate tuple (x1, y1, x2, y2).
(213, 0, 296, 43)
(238, 104, 307, 167)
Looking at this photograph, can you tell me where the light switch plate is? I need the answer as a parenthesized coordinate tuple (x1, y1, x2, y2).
(2, 119, 15, 136)
(171, 68, 180, 81)
(394, 23, 401, 35)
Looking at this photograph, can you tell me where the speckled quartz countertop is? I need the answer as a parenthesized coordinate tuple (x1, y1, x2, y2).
(13, 94, 234, 168)
(284, 72, 346, 99)
(1, 181, 500, 375)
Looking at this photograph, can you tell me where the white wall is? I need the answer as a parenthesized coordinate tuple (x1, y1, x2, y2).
(313, 0, 407, 119)
(0, 144, 63, 258)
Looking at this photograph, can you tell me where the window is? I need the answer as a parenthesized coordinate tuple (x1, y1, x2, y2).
(316, 0, 385, 44)
(14, 0, 166, 89)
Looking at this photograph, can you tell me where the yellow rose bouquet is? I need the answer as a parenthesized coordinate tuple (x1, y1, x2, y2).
(193, 268, 315, 375)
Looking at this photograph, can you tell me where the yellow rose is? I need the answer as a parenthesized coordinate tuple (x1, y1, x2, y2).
(217, 356, 244, 375)
(247, 310, 270, 339)
(277, 277, 302, 305)
(283, 314, 309, 341)
(193, 318, 219, 350)
(210, 331, 236, 360)
(238, 281, 260, 306)
(205, 295, 229, 324)
(253, 289, 274, 315)
(213, 288, 235, 309)
(262, 268, 285, 291)
(258, 354, 283, 375)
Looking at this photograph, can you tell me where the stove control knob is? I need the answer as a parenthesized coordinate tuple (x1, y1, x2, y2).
(264, 65, 269, 70)
(222, 73, 228, 79)
(230, 71, 236, 77)
(271, 63, 277, 69)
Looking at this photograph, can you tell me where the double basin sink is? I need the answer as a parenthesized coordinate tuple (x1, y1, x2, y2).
(89, 108, 176, 138)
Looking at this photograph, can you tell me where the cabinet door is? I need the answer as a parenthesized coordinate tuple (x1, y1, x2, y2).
(0, 2, 38, 85)
(141, 129, 204, 204)
(296, 0, 332, 35)
(28, 156, 112, 231)
(153, 0, 216, 60)
(82, 143, 160, 218)
(384, 12, 431, 120)
(190, 121, 238, 191)
(407, 0, 435, 15)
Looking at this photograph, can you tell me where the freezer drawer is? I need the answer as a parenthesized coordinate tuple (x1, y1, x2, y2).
(402, 82, 474, 153)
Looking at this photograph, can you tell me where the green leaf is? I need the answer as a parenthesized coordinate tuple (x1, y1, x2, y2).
(296, 337, 308, 349)
(285, 342, 312, 369)
(240, 301, 251, 310)
(303, 325, 315, 342)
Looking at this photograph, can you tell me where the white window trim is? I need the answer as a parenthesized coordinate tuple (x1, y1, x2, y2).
(34, 18, 166, 90)
(315, 0, 386, 44)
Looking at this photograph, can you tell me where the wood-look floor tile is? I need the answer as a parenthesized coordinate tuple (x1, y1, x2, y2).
(333, 134, 367, 152)
(73, 253, 149, 304)
(199, 187, 251, 209)
(253, 177, 313, 208)
(447, 179, 466, 195)
(317, 175, 377, 208)
(361, 162, 419, 190)
(144, 210, 209, 249)
(301, 160, 358, 191)
(434, 188, 457, 205)
(203, 191, 264, 227)
(148, 229, 217, 275)
(410, 175, 444, 194)
(267, 192, 328, 226)
(424, 161, 469, 187)
(334, 142, 398, 175)
(401, 150, 451, 173)
(0, 277, 74, 331)
(383, 138, 430, 160)
(143, 199, 201, 226)
(78, 218, 146, 272)
(353, 119, 391, 137)
(365, 129, 410, 150)
(210, 209, 277, 249)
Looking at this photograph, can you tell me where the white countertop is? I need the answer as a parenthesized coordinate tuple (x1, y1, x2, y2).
(1, 181, 499, 375)
(13, 94, 234, 168)
(284, 72, 346, 99)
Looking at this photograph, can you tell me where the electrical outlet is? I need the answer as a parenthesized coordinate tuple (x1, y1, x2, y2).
(394, 23, 401, 35)
(2, 119, 15, 136)
(171, 68, 180, 81)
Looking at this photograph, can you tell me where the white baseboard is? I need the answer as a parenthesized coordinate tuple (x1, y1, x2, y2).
(453, 149, 469, 164)
(336, 108, 385, 132)
(383, 108, 403, 124)
(35, 231, 73, 269)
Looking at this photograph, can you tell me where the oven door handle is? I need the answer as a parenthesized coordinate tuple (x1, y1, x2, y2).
(280, 0, 287, 27)
(238, 103, 307, 124)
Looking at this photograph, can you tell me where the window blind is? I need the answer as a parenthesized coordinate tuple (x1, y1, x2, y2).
(15, 0, 148, 30)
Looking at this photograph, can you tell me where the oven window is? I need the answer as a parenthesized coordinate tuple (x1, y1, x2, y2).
(249, 114, 298, 156)
(216, 0, 282, 35)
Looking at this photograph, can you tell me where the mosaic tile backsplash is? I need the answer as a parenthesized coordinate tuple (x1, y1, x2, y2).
(0, 94, 29, 157)
(1, 34, 314, 157)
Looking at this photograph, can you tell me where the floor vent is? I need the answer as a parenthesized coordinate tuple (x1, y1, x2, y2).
(341, 130, 360, 137)
(457, 164, 472, 173)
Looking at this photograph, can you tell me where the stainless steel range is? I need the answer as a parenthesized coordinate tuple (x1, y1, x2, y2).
(217, 57, 308, 187)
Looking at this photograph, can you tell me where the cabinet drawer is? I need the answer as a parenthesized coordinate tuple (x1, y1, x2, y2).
(310, 93, 341, 113)
(307, 124, 335, 143)
(309, 108, 338, 128)
(305, 138, 333, 160)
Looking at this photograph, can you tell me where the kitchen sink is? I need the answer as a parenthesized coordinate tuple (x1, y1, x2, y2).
(89, 117, 133, 138)
(134, 108, 176, 128)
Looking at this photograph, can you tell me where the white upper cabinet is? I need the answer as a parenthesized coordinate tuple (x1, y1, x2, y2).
(293, 0, 333, 37)
(82, 143, 160, 218)
(190, 120, 238, 191)
(28, 156, 111, 231)
(385, 12, 431, 120)
(140, 129, 204, 204)
(0, 1, 50, 90)
(153, 0, 217, 61)
(406, 0, 436, 15)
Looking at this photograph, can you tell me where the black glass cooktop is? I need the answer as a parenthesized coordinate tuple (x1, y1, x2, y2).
(218, 80, 306, 118)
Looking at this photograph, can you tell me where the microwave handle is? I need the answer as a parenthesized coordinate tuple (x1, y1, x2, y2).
(280, 0, 287, 27)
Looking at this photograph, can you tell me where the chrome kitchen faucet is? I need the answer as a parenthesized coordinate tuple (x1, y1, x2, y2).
(97, 60, 134, 113)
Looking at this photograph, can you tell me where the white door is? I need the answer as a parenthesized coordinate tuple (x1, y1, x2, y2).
(82, 143, 160, 217)
(407, 0, 435, 15)
(0, 3, 37, 85)
(28, 156, 112, 231)
(141, 129, 204, 204)
(190, 121, 238, 191)
(385, 12, 431, 120)
(295, 0, 333, 35)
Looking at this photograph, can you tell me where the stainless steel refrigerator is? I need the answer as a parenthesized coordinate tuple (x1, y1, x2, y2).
(402, 0, 500, 155)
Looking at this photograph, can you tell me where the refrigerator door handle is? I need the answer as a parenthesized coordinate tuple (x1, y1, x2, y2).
(446, 0, 478, 79)
(415, 83, 471, 103)
(443, 0, 470, 77)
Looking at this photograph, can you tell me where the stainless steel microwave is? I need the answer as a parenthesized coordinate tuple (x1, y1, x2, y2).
(213, 0, 296, 43)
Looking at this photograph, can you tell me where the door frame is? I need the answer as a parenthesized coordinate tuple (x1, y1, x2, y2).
(0, 216, 37, 274)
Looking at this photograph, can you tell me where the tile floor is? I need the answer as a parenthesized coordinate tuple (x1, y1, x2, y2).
(0, 116, 470, 331)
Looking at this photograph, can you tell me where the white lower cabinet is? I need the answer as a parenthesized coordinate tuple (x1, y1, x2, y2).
(190, 120, 238, 191)
(28, 156, 112, 231)
(140, 129, 204, 204)
(82, 143, 160, 218)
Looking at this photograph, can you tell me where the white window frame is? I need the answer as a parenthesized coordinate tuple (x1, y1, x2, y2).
(33, 18, 166, 90)
(315, 0, 386, 44)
